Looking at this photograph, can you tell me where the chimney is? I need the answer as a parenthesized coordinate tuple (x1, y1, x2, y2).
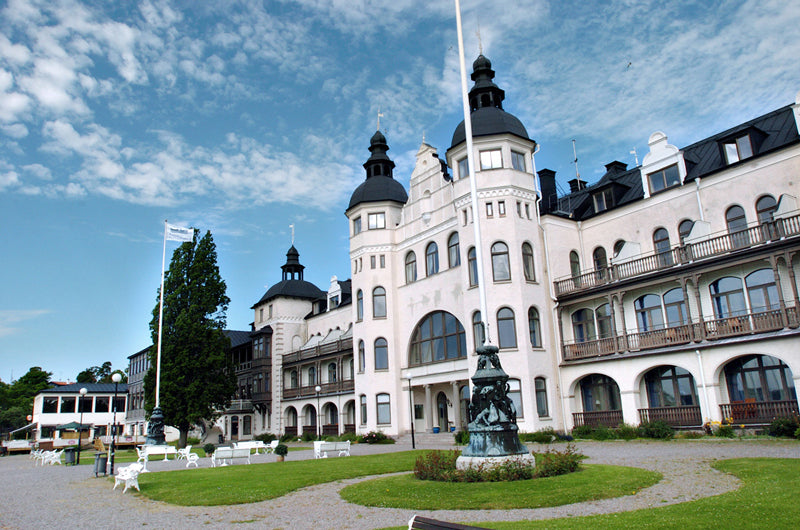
(604, 161, 628, 175)
(567, 178, 587, 193)
(537, 169, 557, 211)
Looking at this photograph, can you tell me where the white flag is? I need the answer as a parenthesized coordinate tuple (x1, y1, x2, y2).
(165, 223, 194, 242)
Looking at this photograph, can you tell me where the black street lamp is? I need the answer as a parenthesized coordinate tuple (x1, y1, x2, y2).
(407, 377, 415, 449)
(77, 387, 87, 465)
(110, 373, 121, 475)
(315, 385, 322, 440)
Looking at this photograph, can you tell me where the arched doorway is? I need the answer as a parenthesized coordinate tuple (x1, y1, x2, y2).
(722, 354, 799, 424)
(576, 373, 622, 428)
(323, 403, 339, 436)
(640, 365, 701, 427)
(436, 392, 449, 432)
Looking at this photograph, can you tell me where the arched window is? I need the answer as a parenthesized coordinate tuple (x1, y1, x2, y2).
(508, 379, 523, 419)
(725, 354, 797, 402)
(745, 269, 779, 312)
(327, 362, 337, 383)
(472, 311, 484, 348)
(376, 393, 391, 424)
(580, 374, 621, 412)
(467, 247, 478, 287)
(644, 366, 698, 407)
(663, 288, 688, 326)
(595, 303, 612, 338)
(358, 340, 365, 372)
(535, 377, 549, 417)
(571, 308, 595, 343)
(678, 219, 694, 244)
(286, 407, 298, 427)
(491, 242, 511, 281)
(710, 277, 746, 318)
(522, 242, 535, 281)
(289, 370, 298, 389)
(528, 307, 541, 347)
(569, 251, 581, 283)
(372, 287, 386, 318)
(653, 228, 672, 266)
(356, 290, 363, 321)
(426, 242, 439, 276)
(496, 307, 517, 349)
(613, 240, 625, 257)
(307, 366, 316, 386)
(756, 195, 777, 224)
(448, 233, 460, 267)
(359, 395, 367, 424)
(405, 252, 417, 283)
(374, 337, 388, 371)
(635, 294, 664, 331)
(592, 247, 607, 278)
(726, 205, 749, 248)
(409, 311, 467, 365)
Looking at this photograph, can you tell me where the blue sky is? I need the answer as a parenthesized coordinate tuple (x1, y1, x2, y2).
(1, 0, 799, 383)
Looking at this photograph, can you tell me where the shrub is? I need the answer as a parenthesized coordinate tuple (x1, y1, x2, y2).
(590, 426, 615, 441)
(677, 430, 704, 439)
(254, 432, 277, 443)
(186, 436, 201, 446)
(767, 416, 800, 438)
(534, 443, 583, 478)
(279, 433, 296, 443)
(795, 426, 800, 440)
(413, 450, 538, 482)
(202, 443, 215, 456)
(338, 432, 359, 442)
(273, 444, 288, 457)
(715, 425, 735, 438)
(639, 420, 675, 439)
(555, 431, 574, 442)
(571, 424, 594, 438)
(360, 431, 394, 444)
(301, 432, 317, 442)
(414, 450, 460, 481)
(453, 430, 470, 445)
(521, 428, 556, 444)
(614, 423, 640, 440)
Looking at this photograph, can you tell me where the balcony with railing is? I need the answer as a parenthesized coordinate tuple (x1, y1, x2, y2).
(638, 405, 703, 427)
(719, 400, 799, 425)
(282, 337, 354, 365)
(554, 213, 800, 297)
(226, 399, 253, 413)
(572, 410, 623, 428)
(562, 305, 798, 361)
(282, 379, 356, 400)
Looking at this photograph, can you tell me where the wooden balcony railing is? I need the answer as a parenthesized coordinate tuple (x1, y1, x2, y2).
(638, 405, 702, 427)
(562, 306, 798, 361)
(554, 213, 800, 297)
(719, 400, 799, 425)
(282, 338, 354, 365)
(225, 399, 253, 412)
(282, 379, 355, 399)
(572, 410, 623, 428)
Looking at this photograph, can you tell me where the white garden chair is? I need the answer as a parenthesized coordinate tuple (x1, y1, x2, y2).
(114, 463, 143, 493)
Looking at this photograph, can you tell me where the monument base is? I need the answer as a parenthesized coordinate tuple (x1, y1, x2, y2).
(456, 452, 536, 471)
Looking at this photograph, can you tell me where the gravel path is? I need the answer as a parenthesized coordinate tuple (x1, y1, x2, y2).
(1, 440, 797, 529)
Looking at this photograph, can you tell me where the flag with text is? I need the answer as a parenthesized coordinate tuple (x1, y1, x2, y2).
(165, 223, 194, 242)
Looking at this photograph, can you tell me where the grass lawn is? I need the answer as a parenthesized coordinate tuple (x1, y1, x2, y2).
(340, 464, 660, 510)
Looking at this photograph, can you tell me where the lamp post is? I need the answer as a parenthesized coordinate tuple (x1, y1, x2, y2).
(407, 377, 415, 449)
(110, 373, 121, 475)
(314, 385, 322, 440)
(77, 387, 87, 465)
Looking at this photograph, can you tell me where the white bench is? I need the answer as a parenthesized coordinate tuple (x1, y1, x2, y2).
(114, 463, 143, 493)
(142, 445, 177, 461)
(313, 440, 350, 458)
(211, 446, 252, 467)
(233, 440, 267, 454)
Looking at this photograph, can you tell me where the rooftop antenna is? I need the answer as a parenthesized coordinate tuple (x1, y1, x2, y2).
(572, 139, 580, 179)
(376, 108, 384, 131)
(476, 23, 483, 55)
(289, 223, 295, 245)
(630, 146, 639, 166)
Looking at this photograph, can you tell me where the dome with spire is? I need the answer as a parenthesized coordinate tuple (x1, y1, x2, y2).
(450, 54, 529, 148)
(252, 246, 324, 307)
(347, 130, 408, 212)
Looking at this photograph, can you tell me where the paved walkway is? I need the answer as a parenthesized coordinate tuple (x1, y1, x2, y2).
(0, 439, 797, 529)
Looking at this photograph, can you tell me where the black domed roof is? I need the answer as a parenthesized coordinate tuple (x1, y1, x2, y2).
(450, 54, 529, 148)
(347, 130, 408, 211)
(252, 246, 324, 307)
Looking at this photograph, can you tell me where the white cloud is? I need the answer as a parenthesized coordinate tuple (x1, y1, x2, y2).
(0, 309, 51, 337)
(22, 163, 51, 179)
(2, 122, 28, 138)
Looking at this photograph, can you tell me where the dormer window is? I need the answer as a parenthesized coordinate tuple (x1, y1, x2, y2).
(480, 149, 502, 170)
(368, 212, 385, 229)
(723, 135, 753, 164)
(329, 295, 339, 309)
(647, 164, 680, 194)
(592, 188, 614, 212)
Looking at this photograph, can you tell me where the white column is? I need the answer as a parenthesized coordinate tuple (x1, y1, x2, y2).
(451, 381, 461, 431)
(424, 385, 433, 432)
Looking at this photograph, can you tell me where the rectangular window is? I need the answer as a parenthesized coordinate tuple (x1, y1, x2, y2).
(498, 200, 506, 216)
(95, 396, 110, 413)
(414, 403, 424, 420)
(368, 212, 386, 229)
(379, 254, 385, 268)
(352, 216, 362, 235)
(485, 202, 493, 217)
(593, 189, 613, 212)
(511, 151, 525, 171)
(360, 395, 367, 424)
(376, 394, 391, 424)
(113, 396, 126, 413)
(647, 164, 680, 194)
(525, 203, 530, 219)
(269, 304, 273, 318)
(60, 396, 76, 414)
(480, 149, 502, 169)
(78, 396, 92, 413)
(370, 255, 376, 269)
(723, 135, 753, 164)
(516, 201, 522, 217)
(462, 209, 468, 226)
(458, 157, 468, 179)
(42, 396, 58, 413)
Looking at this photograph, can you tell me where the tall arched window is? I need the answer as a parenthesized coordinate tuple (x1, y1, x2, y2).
(522, 242, 535, 281)
(756, 195, 777, 224)
(663, 288, 688, 326)
(491, 242, 511, 281)
(635, 294, 664, 331)
(467, 247, 478, 287)
(595, 303, 612, 338)
(678, 219, 694, 244)
(358, 340, 365, 372)
(569, 251, 581, 285)
(725, 354, 797, 402)
(726, 205, 749, 248)
(745, 269, 779, 312)
(613, 240, 625, 257)
(328, 362, 337, 383)
(535, 377, 549, 417)
(359, 395, 367, 424)
(426, 242, 439, 276)
(372, 287, 386, 318)
(710, 277, 746, 318)
(528, 307, 541, 347)
(374, 337, 388, 370)
(405, 252, 417, 283)
(409, 311, 467, 365)
(653, 227, 672, 266)
(592, 247, 607, 279)
(472, 311, 484, 348)
(496, 307, 517, 349)
(307, 366, 316, 386)
(448, 233, 460, 267)
(571, 308, 595, 343)
(289, 370, 298, 389)
(356, 290, 363, 321)
(580, 374, 621, 412)
(644, 366, 698, 407)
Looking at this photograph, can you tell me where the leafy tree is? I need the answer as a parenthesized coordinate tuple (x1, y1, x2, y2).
(144, 230, 234, 447)
(0, 367, 51, 434)
(76, 362, 126, 383)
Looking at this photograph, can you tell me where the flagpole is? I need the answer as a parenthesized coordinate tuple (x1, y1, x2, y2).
(155, 220, 167, 409)
(455, 0, 491, 345)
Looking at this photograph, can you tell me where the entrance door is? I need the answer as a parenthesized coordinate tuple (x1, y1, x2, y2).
(231, 415, 239, 440)
(436, 392, 449, 432)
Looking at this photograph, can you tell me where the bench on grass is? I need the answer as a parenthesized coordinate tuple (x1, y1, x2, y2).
(141, 444, 177, 461)
(313, 440, 350, 459)
(408, 515, 490, 530)
(211, 446, 251, 467)
(233, 440, 267, 454)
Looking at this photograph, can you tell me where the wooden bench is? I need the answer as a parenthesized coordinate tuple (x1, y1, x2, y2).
(408, 515, 490, 529)
(2, 440, 32, 454)
(313, 440, 350, 458)
(211, 446, 252, 467)
(233, 440, 267, 454)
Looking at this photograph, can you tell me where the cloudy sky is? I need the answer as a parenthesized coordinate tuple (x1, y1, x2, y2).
(1, 0, 799, 383)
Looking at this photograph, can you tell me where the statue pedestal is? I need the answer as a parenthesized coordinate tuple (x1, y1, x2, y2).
(456, 453, 535, 470)
(145, 406, 166, 445)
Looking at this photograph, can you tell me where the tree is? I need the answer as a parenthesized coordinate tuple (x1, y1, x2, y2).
(144, 230, 234, 447)
(76, 362, 126, 383)
(0, 367, 51, 434)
